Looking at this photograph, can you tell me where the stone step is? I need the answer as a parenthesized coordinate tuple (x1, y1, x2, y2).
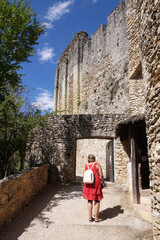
(141, 196, 151, 205)
(133, 203, 153, 223)
(141, 189, 151, 197)
(104, 181, 114, 188)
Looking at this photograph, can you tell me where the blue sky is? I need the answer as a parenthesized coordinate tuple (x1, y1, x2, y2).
(21, 0, 121, 111)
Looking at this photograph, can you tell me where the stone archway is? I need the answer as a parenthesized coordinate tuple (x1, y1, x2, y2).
(28, 114, 124, 183)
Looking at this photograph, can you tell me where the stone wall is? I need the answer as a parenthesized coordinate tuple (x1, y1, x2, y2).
(27, 114, 126, 184)
(114, 137, 130, 185)
(53, 32, 89, 114)
(128, 79, 146, 115)
(137, 0, 160, 238)
(125, 0, 146, 116)
(80, 2, 129, 115)
(125, 0, 142, 79)
(125, 0, 160, 237)
(0, 164, 49, 228)
(54, 1, 130, 115)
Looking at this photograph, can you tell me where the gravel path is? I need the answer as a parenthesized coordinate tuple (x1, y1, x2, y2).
(0, 183, 153, 240)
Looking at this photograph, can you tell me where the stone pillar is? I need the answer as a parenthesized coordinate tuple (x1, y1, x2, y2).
(137, 0, 160, 238)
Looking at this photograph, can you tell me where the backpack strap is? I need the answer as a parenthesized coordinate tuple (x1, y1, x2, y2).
(87, 163, 99, 177)
(87, 162, 95, 170)
(94, 163, 99, 178)
(95, 171, 99, 177)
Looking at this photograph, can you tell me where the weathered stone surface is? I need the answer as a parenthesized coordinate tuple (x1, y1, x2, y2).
(32, 0, 160, 238)
(54, 2, 130, 115)
(156, 193, 160, 202)
(135, 0, 160, 238)
(27, 114, 126, 184)
(76, 139, 110, 178)
(114, 137, 130, 185)
(0, 165, 49, 228)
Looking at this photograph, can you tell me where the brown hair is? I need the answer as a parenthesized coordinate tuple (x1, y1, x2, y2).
(88, 154, 95, 163)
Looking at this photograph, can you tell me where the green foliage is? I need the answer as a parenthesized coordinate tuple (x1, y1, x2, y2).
(85, 101, 88, 110)
(0, 87, 49, 179)
(0, 0, 47, 179)
(77, 100, 81, 106)
(73, 32, 77, 39)
(0, 0, 45, 99)
(110, 81, 119, 101)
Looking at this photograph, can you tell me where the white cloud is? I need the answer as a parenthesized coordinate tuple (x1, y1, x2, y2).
(32, 88, 54, 111)
(43, 22, 54, 29)
(45, 0, 75, 23)
(38, 44, 55, 62)
(92, 0, 98, 3)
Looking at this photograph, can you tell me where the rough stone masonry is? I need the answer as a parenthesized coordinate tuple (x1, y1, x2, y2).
(29, 0, 160, 238)
(27, 114, 125, 183)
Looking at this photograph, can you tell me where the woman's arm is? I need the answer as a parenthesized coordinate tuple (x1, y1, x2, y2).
(97, 163, 104, 185)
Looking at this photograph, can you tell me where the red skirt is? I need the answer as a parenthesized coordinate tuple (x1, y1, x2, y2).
(83, 183, 103, 201)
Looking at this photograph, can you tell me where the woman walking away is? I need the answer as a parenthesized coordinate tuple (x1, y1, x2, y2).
(83, 154, 104, 222)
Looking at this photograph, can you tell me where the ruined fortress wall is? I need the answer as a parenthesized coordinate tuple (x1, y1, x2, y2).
(125, 0, 142, 79)
(128, 78, 146, 115)
(138, 0, 160, 238)
(126, 0, 160, 237)
(27, 114, 126, 183)
(80, 2, 129, 114)
(0, 165, 49, 227)
(125, 0, 146, 116)
(53, 32, 89, 114)
(54, 1, 130, 115)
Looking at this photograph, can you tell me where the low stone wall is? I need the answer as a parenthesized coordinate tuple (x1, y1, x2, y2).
(0, 164, 49, 227)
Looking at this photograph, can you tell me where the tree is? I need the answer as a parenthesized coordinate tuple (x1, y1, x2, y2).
(0, 87, 49, 179)
(0, 0, 47, 179)
(0, 0, 45, 100)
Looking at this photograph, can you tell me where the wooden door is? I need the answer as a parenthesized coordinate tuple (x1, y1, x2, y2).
(130, 127, 140, 204)
(106, 140, 114, 182)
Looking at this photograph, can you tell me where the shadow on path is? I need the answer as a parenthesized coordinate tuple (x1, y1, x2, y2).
(99, 205, 124, 221)
(0, 183, 82, 240)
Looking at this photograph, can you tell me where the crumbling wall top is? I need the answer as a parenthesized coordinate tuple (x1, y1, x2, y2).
(58, 31, 89, 63)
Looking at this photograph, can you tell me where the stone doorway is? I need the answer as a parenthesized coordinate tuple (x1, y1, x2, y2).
(28, 114, 122, 183)
(116, 117, 150, 204)
(75, 138, 113, 181)
(136, 126, 150, 190)
(130, 123, 150, 204)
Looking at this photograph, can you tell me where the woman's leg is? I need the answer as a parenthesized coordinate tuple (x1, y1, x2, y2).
(94, 200, 100, 220)
(87, 200, 93, 219)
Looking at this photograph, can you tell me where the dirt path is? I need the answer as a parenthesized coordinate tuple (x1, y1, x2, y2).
(0, 183, 153, 240)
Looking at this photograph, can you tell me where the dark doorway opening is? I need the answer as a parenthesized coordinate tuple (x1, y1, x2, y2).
(130, 122, 150, 204)
(135, 126, 150, 189)
(106, 140, 114, 182)
(117, 118, 150, 204)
